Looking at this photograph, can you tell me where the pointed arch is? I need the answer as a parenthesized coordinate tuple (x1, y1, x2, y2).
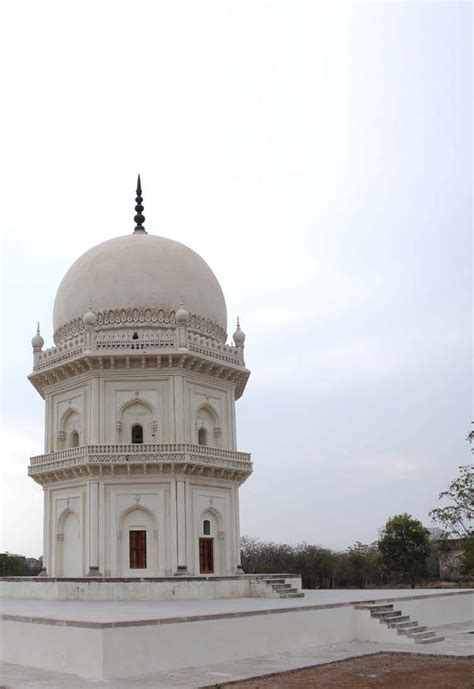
(58, 407, 81, 449)
(119, 503, 157, 530)
(199, 506, 223, 531)
(117, 396, 157, 422)
(117, 397, 157, 444)
(195, 402, 219, 427)
(198, 507, 223, 575)
(195, 403, 220, 447)
(118, 504, 158, 576)
(56, 507, 82, 577)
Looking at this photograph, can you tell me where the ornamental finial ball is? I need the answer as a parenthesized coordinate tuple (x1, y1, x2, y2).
(31, 322, 44, 350)
(233, 317, 245, 345)
(175, 294, 189, 326)
(83, 300, 97, 327)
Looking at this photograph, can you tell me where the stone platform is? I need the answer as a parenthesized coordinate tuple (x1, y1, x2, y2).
(0, 589, 472, 680)
(0, 574, 303, 601)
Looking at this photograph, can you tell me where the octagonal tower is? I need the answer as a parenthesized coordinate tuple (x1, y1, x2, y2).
(28, 178, 251, 577)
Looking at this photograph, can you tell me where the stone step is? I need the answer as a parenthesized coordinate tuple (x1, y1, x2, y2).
(263, 579, 286, 584)
(379, 615, 410, 628)
(393, 620, 419, 630)
(387, 617, 413, 628)
(416, 635, 445, 645)
(355, 603, 393, 611)
(383, 615, 409, 624)
(397, 625, 426, 635)
(372, 609, 401, 618)
(408, 630, 437, 640)
(280, 591, 304, 598)
(271, 584, 292, 590)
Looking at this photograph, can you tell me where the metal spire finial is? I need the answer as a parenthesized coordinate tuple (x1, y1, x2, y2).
(37, 322, 40, 335)
(133, 174, 146, 233)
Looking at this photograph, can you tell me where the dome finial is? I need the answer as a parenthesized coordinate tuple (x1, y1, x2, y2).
(32, 322, 44, 351)
(233, 316, 246, 346)
(176, 292, 189, 326)
(133, 174, 147, 234)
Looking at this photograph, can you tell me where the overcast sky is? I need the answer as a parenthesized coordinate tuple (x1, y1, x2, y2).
(0, 1, 471, 556)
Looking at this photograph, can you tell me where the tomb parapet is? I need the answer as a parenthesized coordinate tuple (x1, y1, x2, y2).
(29, 337, 249, 399)
(28, 443, 253, 485)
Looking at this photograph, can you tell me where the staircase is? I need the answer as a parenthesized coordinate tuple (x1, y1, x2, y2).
(254, 576, 304, 599)
(355, 602, 445, 644)
(266, 577, 304, 598)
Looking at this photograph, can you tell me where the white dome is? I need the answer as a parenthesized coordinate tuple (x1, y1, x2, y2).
(53, 233, 227, 341)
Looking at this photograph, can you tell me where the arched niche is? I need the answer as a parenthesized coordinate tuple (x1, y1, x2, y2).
(56, 508, 82, 576)
(57, 408, 81, 450)
(195, 404, 221, 448)
(118, 504, 157, 576)
(198, 507, 224, 575)
(117, 398, 157, 444)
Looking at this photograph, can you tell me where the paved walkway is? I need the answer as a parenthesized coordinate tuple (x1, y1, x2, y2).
(0, 620, 472, 689)
(1, 588, 470, 624)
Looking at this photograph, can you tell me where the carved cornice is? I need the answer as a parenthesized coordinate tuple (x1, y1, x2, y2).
(28, 443, 253, 487)
(29, 346, 249, 400)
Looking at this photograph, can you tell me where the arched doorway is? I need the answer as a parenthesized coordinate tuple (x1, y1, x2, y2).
(119, 506, 156, 576)
(198, 511, 221, 574)
(58, 510, 82, 576)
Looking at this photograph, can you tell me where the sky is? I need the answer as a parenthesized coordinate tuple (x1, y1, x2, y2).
(0, 1, 471, 556)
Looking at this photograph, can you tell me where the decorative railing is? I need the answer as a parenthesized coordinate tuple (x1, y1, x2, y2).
(29, 443, 251, 468)
(96, 336, 176, 350)
(33, 333, 243, 371)
(34, 343, 85, 371)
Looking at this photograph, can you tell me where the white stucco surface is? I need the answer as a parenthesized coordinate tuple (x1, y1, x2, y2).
(1, 590, 472, 679)
(1, 588, 471, 620)
(53, 233, 227, 336)
(2, 623, 472, 689)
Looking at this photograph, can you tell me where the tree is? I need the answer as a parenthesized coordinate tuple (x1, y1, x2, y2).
(0, 554, 33, 577)
(378, 514, 431, 588)
(346, 542, 381, 588)
(429, 465, 474, 576)
(429, 465, 473, 539)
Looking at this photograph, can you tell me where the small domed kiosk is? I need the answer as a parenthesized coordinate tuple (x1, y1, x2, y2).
(28, 177, 251, 578)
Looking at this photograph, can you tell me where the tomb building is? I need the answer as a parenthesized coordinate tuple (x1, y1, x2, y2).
(28, 177, 252, 577)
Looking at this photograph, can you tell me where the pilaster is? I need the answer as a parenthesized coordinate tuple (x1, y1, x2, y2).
(173, 374, 185, 442)
(87, 480, 102, 576)
(90, 377, 99, 443)
(174, 479, 188, 574)
(38, 487, 50, 576)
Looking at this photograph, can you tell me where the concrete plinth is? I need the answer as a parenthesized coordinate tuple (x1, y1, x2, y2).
(0, 573, 302, 601)
(0, 589, 472, 680)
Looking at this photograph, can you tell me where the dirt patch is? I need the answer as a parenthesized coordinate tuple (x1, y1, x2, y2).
(211, 654, 474, 689)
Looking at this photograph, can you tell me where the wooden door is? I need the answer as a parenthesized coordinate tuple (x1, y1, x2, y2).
(199, 538, 214, 574)
(129, 530, 147, 569)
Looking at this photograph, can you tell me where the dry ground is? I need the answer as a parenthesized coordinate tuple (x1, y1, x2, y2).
(210, 653, 474, 689)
